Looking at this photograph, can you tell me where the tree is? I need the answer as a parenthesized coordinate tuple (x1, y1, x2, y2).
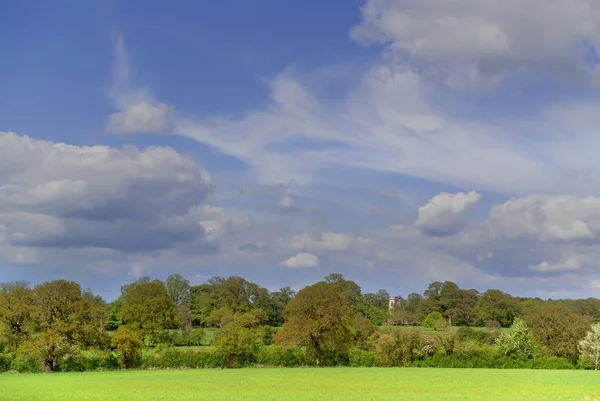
(496, 317, 540, 360)
(358, 292, 389, 325)
(214, 310, 265, 367)
(423, 312, 447, 331)
(526, 304, 591, 361)
(268, 287, 295, 327)
(166, 274, 191, 305)
(579, 323, 600, 370)
(111, 327, 145, 368)
(190, 276, 272, 326)
(105, 299, 123, 331)
(0, 281, 33, 351)
(120, 278, 180, 341)
(275, 282, 354, 365)
(27, 280, 107, 372)
(323, 273, 362, 306)
(473, 289, 521, 327)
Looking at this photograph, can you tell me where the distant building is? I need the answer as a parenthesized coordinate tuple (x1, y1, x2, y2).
(388, 296, 402, 311)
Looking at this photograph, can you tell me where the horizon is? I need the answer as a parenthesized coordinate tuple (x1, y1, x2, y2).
(4, 0, 600, 302)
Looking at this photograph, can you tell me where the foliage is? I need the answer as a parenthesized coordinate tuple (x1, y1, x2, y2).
(351, 314, 378, 349)
(165, 274, 191, 306)
(473, 289, 521, 327)
(214, 310, 265, 367)
(186, 328, 206, 346)
(120, 278, 180, 341)
(526, 304, 591, 361)
(275, 282, 354, 365)
(21, 280, 108, 372)
(495, 317, 540, 360)
(578, 322, 600, 370)
(423, 312, 447, 331)
(190, 276, 273, 327)
(111, 327, 145, 368)
(0, 281, 33, 352)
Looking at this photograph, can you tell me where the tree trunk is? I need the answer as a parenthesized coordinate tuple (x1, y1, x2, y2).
(595, 350, 599, 371)
(43, 358, 53, 373)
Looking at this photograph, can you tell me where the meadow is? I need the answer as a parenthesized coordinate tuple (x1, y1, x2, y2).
(1, 368, 598, 401)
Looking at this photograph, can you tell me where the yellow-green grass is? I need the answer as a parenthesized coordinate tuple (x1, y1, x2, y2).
(1, 368, 598, 401)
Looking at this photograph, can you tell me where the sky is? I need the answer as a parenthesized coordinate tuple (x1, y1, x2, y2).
(3, 0, 600, 301)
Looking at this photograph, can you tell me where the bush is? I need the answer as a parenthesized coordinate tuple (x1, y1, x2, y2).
(423, 312, 447, 331)
(532, 355, 575, 370)
(262, 327, 275, 346)
(11, 352, 42, 373)
(141, 347, 225, 369)
(111, 327, 145, 368)
(456, 326, 477, 342)
(254, 346, 313, 367)
(151, 330, 175, 346)
(0, 353, 14, 372)
(348, 348, 379, 367)
(186, 329, 206, 346)
(577, 355, 597, 370)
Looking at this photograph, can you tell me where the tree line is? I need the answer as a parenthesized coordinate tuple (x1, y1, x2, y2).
(1, 273, 600, 372)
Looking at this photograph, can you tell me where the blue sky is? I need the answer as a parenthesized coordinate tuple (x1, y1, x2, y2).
(3, 0, 600, 301)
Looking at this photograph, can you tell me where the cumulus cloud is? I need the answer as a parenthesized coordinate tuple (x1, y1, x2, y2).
(415, 191, 481, 236)
(351, 0, 600, 84)
(283, 252, 320, 268)
(106, 100, 175, 134)
(0, 132, 212, 253)
(489, 195, 600, 241)
(277, 193, 298, 213)
(290, 231, 370, 252)
(105, 36, 175, 134)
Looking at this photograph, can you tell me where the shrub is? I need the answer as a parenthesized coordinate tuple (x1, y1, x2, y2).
(483, 329, 501, 345)
(186, 328, 206, 346)
(456, 326, 477, 342)
(11, 351, 42, 373)
(150, 330, 175, 346)
(142, 347, 226, 369)
(254, 346, 314, 367)
(348, 348, 378, 367)
(532, 355, 575, 370)
(111, 327, 145, 368)
(423, 312, 447, 331)
(0, 353, 14, 372)
(261, 327, 275, 346)
(496, 318, 540, 360)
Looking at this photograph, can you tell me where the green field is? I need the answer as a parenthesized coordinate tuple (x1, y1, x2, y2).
(1, 368, 598, 401)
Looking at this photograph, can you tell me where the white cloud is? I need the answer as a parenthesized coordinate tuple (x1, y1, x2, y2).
(105, 36, 175, 134)
(489, 195, 600, 241)
(0, 132, 212, 252)
(290, 231, 357, 252)
(415, 191, 481, 236)
(351, 0, 600, 84)
(283, 252, 320, 268)
(530, 257, 581, 272)
(106, 100, 174, 134)
(277, 193, 298, 213)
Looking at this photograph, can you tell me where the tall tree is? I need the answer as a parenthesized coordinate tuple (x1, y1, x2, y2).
(0, 281, 33, 351)
(526, 304, 591, 361)
(166, 274, 191, 305)
(579, 323, 600, 370)
(27, 280, 107, 372)
(275, 282, 354, 365)
(268, 286, 296, 327)
(120, 278, 179, 340)
(323, 273, 362, 306)
(473, 289, 521, 327)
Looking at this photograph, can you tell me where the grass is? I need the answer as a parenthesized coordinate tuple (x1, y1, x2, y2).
(1, 368, 598, 401)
